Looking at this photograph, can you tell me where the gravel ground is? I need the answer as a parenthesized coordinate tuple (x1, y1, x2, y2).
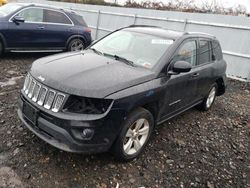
(0, 53, 249, 188)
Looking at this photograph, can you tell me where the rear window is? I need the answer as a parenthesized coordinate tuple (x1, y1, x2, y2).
(212, 40, 223, 60)
(44, 9, 71, 25)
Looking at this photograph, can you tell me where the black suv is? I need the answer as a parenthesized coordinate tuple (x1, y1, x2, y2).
(18, 26, 227, 161)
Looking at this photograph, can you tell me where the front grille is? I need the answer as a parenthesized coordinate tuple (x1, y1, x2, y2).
(22, 74, 66, 113)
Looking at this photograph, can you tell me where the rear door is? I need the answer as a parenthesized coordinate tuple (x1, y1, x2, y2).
(7, 7, 44, 48)
(195, 38, 215, 99)
(40, 9, 74, 48)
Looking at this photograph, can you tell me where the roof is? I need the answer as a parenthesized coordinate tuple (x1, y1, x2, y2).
(123, 25, 215, 39)
(124, 25, 185, 40)
(17, 3, 68, 12)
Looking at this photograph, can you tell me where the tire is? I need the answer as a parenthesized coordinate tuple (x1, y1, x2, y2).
(112, 107, 154, 161)
(0, 41, 3, 56)
(67, 38, 85, 52)
(197, 83, 218, 111)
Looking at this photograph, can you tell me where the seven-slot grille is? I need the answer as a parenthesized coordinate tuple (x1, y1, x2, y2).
(22, 74, 66, 112)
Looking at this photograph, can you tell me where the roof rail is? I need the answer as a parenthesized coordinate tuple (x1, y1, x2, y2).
(188, 32, 215, 37)
(128, 25, 161, 28)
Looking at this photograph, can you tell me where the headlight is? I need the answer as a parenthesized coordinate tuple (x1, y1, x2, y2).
(62, 95, 113, 114)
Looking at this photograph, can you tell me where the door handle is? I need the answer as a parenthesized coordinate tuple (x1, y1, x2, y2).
(37, 26, 45, 30)
(191, 73, 200, 78)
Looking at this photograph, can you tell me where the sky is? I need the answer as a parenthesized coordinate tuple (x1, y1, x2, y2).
(106, 0, 250, 13)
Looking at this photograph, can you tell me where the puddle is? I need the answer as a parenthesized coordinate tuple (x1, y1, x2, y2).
(0, 76, 23, 87)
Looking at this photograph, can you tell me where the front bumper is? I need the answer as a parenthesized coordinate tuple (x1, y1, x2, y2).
(18, 95, 126, 154)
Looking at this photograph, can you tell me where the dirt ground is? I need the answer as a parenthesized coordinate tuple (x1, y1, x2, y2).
(0, 53, 249, 188)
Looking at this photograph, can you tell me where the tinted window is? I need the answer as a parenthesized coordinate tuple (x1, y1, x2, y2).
(173, 40, 197, 66)
(44, 9, 71, 24)
(17, 8, 43, 22)
(198, 40, 211, 65)
(212, 40, 223, 60)
(71, 14, 87, 26)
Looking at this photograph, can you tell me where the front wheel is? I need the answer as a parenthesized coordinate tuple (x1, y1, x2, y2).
(197, 84, 217, 111)
(112, 108, 154, 161)
(0, 41, 3, 56)
(67, 38, 85, 52)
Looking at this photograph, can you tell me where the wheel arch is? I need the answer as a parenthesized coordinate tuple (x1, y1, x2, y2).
(142, 102, 159, 125)
(215, 77, 226, 96)
(66, 35, 87, 48)
(0, 32, 7, 49)
(124, 99, 159, 127)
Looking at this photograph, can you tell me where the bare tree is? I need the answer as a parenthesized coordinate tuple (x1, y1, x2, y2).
(125, 0, 247, 15)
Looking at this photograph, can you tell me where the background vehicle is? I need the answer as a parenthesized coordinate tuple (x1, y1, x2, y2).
(0, 0, 7, 6)
(18, 26, 227, 161)
(0, 3, 92, 55)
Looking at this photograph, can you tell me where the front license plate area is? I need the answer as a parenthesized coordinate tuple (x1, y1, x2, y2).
(23, 102, 38, 125)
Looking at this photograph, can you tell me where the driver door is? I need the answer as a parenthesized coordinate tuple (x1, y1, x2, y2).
(159, 39, 199, 120)
(7, 7, 44, 49)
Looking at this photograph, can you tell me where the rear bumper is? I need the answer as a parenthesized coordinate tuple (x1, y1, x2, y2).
(18, 96, 126, 154)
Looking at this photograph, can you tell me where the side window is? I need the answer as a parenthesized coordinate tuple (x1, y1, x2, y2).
(173, 40, 197, 66)
(17, 8, 43, 22)
(44, 9, 71, 25)
(212, 40, 223, 60)
(198, 40, 211, 65)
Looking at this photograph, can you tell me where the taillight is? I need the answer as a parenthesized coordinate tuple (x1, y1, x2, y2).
(84, 27, 91, 33)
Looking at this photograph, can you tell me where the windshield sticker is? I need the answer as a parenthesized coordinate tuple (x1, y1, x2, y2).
(142, 62, 152, 68)
(151, 39, 173, 45)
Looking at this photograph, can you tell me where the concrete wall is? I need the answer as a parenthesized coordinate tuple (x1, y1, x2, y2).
(14, 0, 250, 80)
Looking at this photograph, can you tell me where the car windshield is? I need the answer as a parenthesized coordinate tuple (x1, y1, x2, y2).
(0, 4, 23, 17)
(91, 30, 174, 69)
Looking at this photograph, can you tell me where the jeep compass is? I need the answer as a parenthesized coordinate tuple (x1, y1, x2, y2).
(18, 25, 227, 161)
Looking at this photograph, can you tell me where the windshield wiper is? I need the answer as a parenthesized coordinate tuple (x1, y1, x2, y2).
(103, 53, 134, 66)
(89, 48, 103, 55)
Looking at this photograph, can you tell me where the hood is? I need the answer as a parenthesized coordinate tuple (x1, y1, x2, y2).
(0, 17, 5, 22)
(30, 51, 156, 98)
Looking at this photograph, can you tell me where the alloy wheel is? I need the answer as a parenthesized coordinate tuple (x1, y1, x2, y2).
(123, 118, 150, 155)
(70, 39, 84, 51)
(206, 87, 216, 108)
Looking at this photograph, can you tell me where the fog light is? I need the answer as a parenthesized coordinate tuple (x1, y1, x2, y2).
(82, 129, 94, 139)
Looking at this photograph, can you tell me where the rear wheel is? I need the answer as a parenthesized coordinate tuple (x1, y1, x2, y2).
(112, 108, 154, 161)
(197, 83, 217, 111)
(67, 38, 85, 52)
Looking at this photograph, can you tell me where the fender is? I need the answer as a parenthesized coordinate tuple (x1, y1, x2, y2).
(0, 32, 7, 48)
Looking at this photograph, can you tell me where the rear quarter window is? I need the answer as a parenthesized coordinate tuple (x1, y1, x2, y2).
(212, 40, 223, 60)
(71, 14, 87, 26)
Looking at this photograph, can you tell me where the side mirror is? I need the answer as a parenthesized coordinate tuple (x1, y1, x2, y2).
(169, 61, 192, 74)
(13, 16, 25, 24)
